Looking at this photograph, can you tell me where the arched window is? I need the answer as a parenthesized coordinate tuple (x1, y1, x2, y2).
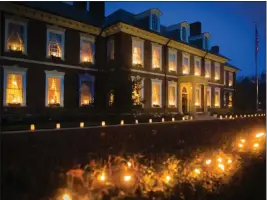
(181, 27, 187, 41)
(152, 14, 158, 31)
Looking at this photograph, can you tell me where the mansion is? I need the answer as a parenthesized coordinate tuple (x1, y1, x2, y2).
(0, 2, 239, 117)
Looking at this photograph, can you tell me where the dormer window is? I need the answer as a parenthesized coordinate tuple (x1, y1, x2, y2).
(181, 27, 187, 42)
(179, 22, 189, 42)
(149, 9, 162, 32)
(204, 36, 209, 50)
(152, 14, 158, 31)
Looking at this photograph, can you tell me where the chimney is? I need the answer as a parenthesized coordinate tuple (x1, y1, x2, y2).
(73, 1, 87, 11)
(190, 22, 201, 36)
(89, 1, 105, 25)
(211, 46, 219, 54)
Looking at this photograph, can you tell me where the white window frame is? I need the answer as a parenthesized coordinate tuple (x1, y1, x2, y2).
(131, 76, 145, 107)
(182, 52, 190, 75)
(207, 86, 211, 107)
(168, 81, 177, 108)
(151, 79, 162, 108)
(151, 43, 162, 70)
(195, 85, 201, 107)
(46, 25, 66, 60)
(168, 48, 177, 73)
(45, 70, 65, 107)
(194, 56, 201, 76)
(214, 87, 221, 108)
(4, 17, 28, 54)
(132, 36, 144, 66)
(80, 33, 95, 64)
(205, 59, 211, 78)
(149, 11, 161, 32)
(107, 37, 115, 60)
(214, 62, 220, 80)
(229, 72, 233, 87)
(3, 65, 27, 107)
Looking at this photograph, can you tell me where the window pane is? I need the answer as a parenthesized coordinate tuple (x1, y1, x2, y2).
(133, 42, 142, 65)
(207, 90, 211, 107)
(195, 60, 201, 75)
(7, 22, 25, 52)
(195, 88, 200, 106)
(48, 32, 63, 58)
(168, 86, 176, 107)
(152, 47, 160, 68)
(6, 73, 23, 104)
(169, 53, 176, 71)
(48, 78, 61, 105)
(152, 83, 160, 106)
(80, 80, 93, 105)
(229, 72, 233, 86)
(215, 91, 219, 107)
(205, 63, 210, 78)
(132, 78, 142, 105)
(152, 14, 158, 31)
(80, 39, 94, 63)
(183, 57, 189, 74)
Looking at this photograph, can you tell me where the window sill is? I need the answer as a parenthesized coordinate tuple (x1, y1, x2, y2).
(168, 105, 177, 108)
(152, 104, 161, 108)
(4, 104, 26, 108)
(46, 104, 63, 108)
(47, 56, 64, 61)
(132, 64, 143, 68)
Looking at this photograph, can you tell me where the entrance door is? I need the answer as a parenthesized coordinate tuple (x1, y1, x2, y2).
(182, 87, 188, 113)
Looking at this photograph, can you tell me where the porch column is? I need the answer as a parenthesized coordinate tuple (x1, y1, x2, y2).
(191, 82, 196, 115)
(177, 82, 182, 113)
(203, 85, 208, 113)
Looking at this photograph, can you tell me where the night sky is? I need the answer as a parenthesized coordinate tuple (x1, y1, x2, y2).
(67, 1, 266, 78)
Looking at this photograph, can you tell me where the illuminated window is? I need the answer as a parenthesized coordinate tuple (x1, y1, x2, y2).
(131, 76, 144, 106)
(46, 26, 65, 59)
(109, 90, 114, 106)
(3, 66, 27, 107)
(224, 92, 227, 107)
(151, 79, 162, 108)
(5, 17, 27, 54)
(229, 72, 233, 87)
(107, 38, 115, 60)
(229, 92, 233, 108)
(195, 86, 201, 107)
(80, 33, 95, 63)
(194, 57, 201, 76)
(214, 88, 220, 108)
(168, 81, 177, 108)
(224, 71, 226, 85)
(182, 53, 190, 74)
(168, 48, 177, 72)
(205, 60, 211, 78)
(45, 70, 65, 107)
(79, 74, 95, 106)
(152, 43, 162, 70)
(207, 86, 211, 107)
(132, 37, 144, 66)
(214, 62, 220, 80)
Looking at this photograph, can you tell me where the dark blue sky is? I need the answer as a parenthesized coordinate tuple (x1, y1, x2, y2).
(105, 1, 266, 77)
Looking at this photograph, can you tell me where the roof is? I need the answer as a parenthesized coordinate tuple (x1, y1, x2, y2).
(225, 63, 240, 71)
(15, 1, 100, 27)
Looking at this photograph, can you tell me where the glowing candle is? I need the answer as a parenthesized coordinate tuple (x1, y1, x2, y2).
(205, 159, 211, 165)
(194, 168, 201, 174)
(121, 120, 124, 125)
(162, 118, 165, 122)
(56, 123, 60, 129)
(101, 121, 105, 126)
(165, 175, 171, 182)
(124, 175, 131, 182)
(182, 117, 185, 121)
(149, 119, 152, 123)
(218, 163, 225, 171)
(172, 117, 175, 122)
(135, 119, 138, 124)
(80, 122, 84, 128)
(62, 194, 71, 200)
(30, 124, 35, 131)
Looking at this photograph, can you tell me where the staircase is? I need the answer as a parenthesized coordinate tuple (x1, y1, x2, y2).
(193, 112, 217, 121)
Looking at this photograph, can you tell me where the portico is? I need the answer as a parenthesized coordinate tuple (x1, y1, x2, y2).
(178, 75, 208, 115)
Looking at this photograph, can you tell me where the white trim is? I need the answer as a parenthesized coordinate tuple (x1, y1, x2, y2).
(4, 17, 28, 54)
(132, 37, 144, 66)
(182, 52, 190, 75)
(80, 33, 95, 64)
(46, 26, 65, 60)
(168, 48, 177, 72)
(214, 87, 221, 108)
(45, 70, 65, 107)
(0, 56, 98, 71)
(151, 78, 162, 108)
(194, 56, 201, 76)
(3, 65, 27, 107)
(208, 81, 224, 86)
(130, 68, 177, 78)
(168, 81, 177, 108)
(214, 62, 220, 80)
(151, 43, 162, 70)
